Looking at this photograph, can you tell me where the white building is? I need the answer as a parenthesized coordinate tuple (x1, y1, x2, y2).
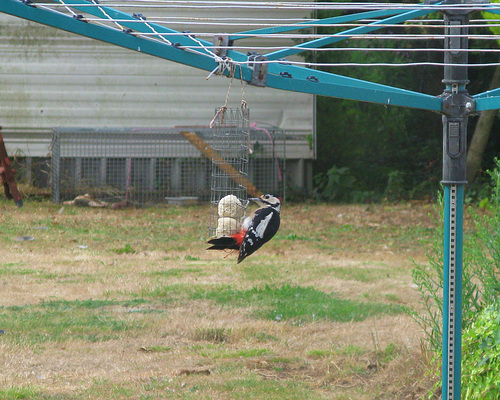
(0, 2, 314, 199)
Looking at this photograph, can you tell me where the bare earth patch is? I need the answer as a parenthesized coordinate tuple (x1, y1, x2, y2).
(0, 200, 439, 399)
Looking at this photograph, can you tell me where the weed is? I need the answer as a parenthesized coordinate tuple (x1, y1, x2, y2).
(307, 349, 333, 359)
(0, 386, 42, 400)
(142, 346, 173, 353)
(411, 160, 500, 354)
(384, 293, 401, 303)
(112, 244, 136, 254)
(192, 327, 231, 343)
(148, 267, 203, 278)
(249, 331, 280, 343)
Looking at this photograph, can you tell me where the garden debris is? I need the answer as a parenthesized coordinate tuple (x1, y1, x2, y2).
(14, 236, 35, 242)
(63, 194, 107, 207)
(62, 194, 130, 209)
(177, 367, 211, 376)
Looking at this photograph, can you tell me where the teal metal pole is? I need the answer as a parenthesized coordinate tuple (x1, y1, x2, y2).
(438, 2, 478, 398)
(442, 184, 464, 400)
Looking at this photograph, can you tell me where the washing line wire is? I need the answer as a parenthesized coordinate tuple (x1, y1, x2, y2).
(33, 3, 500, 37)
(29, 1, 500, 69)
(46, 1, 500, 11)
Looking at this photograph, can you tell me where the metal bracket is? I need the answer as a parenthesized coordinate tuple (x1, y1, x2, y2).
(247, 53, 268, 87)
(213, 34, 231, 58)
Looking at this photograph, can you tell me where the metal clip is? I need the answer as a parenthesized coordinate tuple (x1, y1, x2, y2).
(133, 13, 146, 21)
(213, 35, 230, 58)
(248, 53, 268, 87)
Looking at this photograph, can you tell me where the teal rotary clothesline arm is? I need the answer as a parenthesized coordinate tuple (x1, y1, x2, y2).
(470, 4, 500, 111)
(474, 90, 500, 111)
(0, 0, 443, 112)
(264, 6, 437, 61)
(50, 0, 248, 62)
(228, 8, 408, 41)
(0, 0, 226, 71)
(265, 62, 443, 111)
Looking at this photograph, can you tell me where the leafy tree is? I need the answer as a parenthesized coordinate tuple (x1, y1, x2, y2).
(467, 3, 500, 184)
(308, 2, 499, 200)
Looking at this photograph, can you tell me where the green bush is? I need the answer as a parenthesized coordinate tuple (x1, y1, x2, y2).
(462, 302, 500, 400)
(313, 165, 356, 202)
(410, 160, 500, 353)
(409, 160, 500, 400)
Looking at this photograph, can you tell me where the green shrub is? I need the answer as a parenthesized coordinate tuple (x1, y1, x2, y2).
(313, 165, 356, 202)
(410, 160, 500, 354)
(462, 302, 500, 400)
(384, 170, 406, 201)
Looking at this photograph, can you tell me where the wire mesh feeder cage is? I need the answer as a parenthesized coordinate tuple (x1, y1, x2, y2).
(51, 128, 212, 206)
(209, 106, 253, 239)
(50, 126, 284, 208)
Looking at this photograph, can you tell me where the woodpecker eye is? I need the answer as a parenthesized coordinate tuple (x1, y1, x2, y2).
(264, 195, 270, 199)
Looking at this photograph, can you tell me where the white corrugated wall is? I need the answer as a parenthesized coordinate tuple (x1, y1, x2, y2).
(0, 8, 314, 134)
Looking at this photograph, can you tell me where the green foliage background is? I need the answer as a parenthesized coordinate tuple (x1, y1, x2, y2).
(308, 2, 500, 201)
(462, 303, 500, 400)
(410, 159, 500, 397)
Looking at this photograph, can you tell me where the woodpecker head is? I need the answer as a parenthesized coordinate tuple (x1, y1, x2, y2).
(250, 194, 281, 212)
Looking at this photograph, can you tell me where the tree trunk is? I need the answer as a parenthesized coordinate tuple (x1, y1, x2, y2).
(466, 65, 500, 183)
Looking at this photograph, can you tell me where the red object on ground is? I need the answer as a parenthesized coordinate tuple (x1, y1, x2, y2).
(0, 128, 23, 207)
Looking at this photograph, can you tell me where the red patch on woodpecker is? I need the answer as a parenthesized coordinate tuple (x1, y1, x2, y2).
(231, 231, 245, 246)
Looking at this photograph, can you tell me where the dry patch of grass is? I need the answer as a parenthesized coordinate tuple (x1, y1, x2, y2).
(0, 199, 439, 399)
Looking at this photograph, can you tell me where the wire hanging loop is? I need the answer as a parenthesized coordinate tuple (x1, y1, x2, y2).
(238, 64, 248, 111)
(209, 60, 248, 128)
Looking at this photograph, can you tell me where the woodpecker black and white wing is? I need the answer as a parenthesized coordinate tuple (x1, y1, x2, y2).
(237, 207, 280, 263)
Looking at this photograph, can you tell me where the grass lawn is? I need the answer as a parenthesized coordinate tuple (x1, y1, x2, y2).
(0, 198, 439, 399)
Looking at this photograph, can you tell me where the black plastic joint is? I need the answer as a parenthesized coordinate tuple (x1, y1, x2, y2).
(440, 90, 475, 117)
(442, 116, 468, 184)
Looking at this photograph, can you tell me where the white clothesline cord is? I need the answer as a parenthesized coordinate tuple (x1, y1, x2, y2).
(57, 28, 500, 40)
(32, 1, 500, 70)
(36, 2, 500, 35)
(83, 17, 500, 30)
(169, 45, 500, 54)
(204, 58, 500, 68)
(46, 1, 500, 12)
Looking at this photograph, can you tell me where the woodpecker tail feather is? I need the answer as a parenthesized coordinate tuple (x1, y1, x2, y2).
(206, 236, 239, 251)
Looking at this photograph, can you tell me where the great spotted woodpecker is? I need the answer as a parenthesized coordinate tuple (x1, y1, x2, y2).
(207, 194, 281, 263)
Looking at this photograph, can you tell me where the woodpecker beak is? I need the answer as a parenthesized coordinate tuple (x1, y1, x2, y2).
(249, 197, 262, 204)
